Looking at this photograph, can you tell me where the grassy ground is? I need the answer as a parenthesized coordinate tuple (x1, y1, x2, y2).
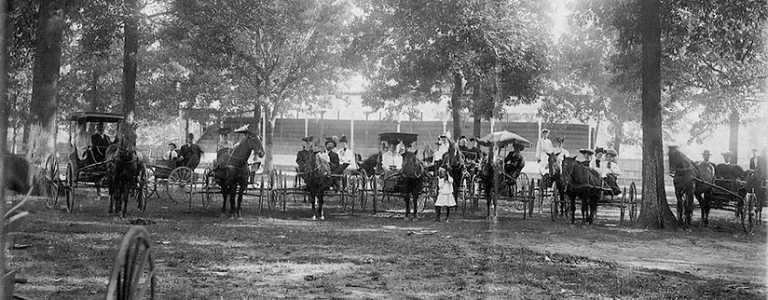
(7, 189, 767, 300)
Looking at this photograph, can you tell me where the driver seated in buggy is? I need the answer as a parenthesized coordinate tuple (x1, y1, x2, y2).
(599, 149, 622, 195)
(71, 120, 96, 168)
(503, 143, 526, 184)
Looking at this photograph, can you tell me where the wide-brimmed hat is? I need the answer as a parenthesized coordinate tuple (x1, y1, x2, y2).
(325, 138, 336, 147)
(606, 149, 618, 157)
(594, 147, 606, 154)
(301, 136, 314, 143)
(541, 128, 550, 133)
(339, 135, 348, 143)
(721, 151, 733, 157)
(579, 148, 595, 155)
(234, 124, 250, 133)
(702, 150, 711, 156)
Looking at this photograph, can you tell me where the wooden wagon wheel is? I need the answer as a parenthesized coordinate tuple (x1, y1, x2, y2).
(167, 167, 194, 204)
(358, 170, 369, 212)
(106, 226, 156, 300)
(201, 169, 216, 209)
(136, 164, 149, 212)
(628, 182, 638, 222)
(45, 155, 60, 209)
(741, 193, 757, 234)
(65, 162, 77, 213)
(142, 166, 157, 201)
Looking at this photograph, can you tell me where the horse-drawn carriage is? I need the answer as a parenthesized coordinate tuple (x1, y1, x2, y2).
(144, 158, 195, 204)
(463, 131, 536, 219)
(49, 112, 149, 214)
(669, 147, 761, 233)
(370, 132, 437, 215)
(546, 154, 638, 225)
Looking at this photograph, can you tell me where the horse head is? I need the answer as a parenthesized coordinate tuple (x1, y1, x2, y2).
(560, 156, 578, 191)
(401, 151, 425, 178)
(547, 152, 561, 176)
(219, 132, 265, 168)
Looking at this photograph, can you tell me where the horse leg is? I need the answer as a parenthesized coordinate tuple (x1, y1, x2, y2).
(310, 191, 317, 220)
(589, 196, 598, 224)
(404, 193, 412, 220)
(569, 193, 576, 224)
(685, 190, 694, 227)
(703, 191, 712, 227)
(581, 195, 588, 224)
(317, 192, 325, 220)
(236, 179, 246, 218)
(559, 184, 567, 217)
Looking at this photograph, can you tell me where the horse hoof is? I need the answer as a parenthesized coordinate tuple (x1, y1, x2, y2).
(312, 216, 317, 220)
(319, 216, 325, 221)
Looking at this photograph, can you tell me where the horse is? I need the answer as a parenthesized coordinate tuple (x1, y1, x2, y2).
(546, 152, 567, 217)
(668, 146, 714, 227)
(559, 156, 604, 224)
(298, 150, 334, 220)
(211, 130, 264, 218)
(106, 121, 143, 217)
(393, 151, 426, 220)
(715, 164, 746, 180)
(4, 152, 31, 194)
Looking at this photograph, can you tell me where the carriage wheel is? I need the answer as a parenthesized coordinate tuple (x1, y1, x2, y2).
(201, 170, 216, 208)
(528, 178, 536, 217)
(629, 182, 638, 222)
(45, 155, 60, 209)
(371, 175, 379, 213)
(106, 226, 156, 300)
(619, 186, 627, 225)
(65, 162, 76, 213)
(359, 171, 369, 212)
(266, 171, 278, 211)
(137, 164, 148, 212)
(741, 193, 757, 234)
(142, 167, 157, 201)
(167, 167, 194, 203)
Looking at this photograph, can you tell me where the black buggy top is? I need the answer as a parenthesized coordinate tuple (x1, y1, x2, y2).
(378, 132, 418, 146)
(69, 112, 125, 123)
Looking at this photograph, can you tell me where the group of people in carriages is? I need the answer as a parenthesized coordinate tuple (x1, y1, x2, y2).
(164, 133, 205, 170)
(535, 128, 622, 195)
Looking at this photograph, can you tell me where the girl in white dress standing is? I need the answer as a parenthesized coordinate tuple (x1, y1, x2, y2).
(435, 167, 456, 222)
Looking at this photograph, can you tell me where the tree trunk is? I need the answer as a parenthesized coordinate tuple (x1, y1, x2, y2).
(728, 110, 739, 164)
(28, 0, 65, 193)
(0, 0, 8, 294)
(87, 68, 99, 132)
(253, 103, 261, 131)
(471, 82, 482, 137)
(21, 120, 29, 153)
(612, 123, 623, 155)
(122, 0, 139, 121)
(263, 105, 275, 173)
(451, 70, 464, 139)
(637, 0, 677, 229)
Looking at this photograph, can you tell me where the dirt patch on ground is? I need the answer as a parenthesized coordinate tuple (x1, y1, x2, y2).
(7, 192, 767, 299)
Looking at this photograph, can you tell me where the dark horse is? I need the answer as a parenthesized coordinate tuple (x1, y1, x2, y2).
(298, 150, 334, 220)
(392, 151, 426, 220)
(106, 121, 143, 217)
(4, 152, 31, 194)
(668, 146, 715, 227)
(560, 156, 604, 224)
(211, 129, 264, 218)
(547, 152, 568, 218)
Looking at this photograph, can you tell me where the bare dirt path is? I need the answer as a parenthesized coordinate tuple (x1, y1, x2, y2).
(7, 193, 767, 299)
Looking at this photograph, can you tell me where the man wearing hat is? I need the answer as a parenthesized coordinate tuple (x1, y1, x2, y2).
(337, 135, 356, 172)
(296, 136, 315, 173)
(578, 148, 595, 167)
(217, 127, 234, 151)
(503, 143, 526, 182)
(599, 149, 622, 195)
(535, 129, 553, 175)
(91, 122, 111, 163)
(179, 133, 204, 169)
(700, 150, 714, 169)
(458, 136, 469, 153)
(750, 149, 758, 170)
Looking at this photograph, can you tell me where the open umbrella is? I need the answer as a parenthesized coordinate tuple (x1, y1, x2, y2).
(477, 130, 532, 148)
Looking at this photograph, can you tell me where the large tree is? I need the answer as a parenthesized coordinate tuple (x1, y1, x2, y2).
(163, 0, 352, 171)
(26, 0, 67, 191)
(349, 0, 549, 139)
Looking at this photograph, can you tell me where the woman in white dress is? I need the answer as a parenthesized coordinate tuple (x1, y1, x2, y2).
(434, 167, 456, 222)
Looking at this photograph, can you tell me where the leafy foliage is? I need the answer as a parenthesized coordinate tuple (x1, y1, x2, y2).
(348, 0, 551, 122)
